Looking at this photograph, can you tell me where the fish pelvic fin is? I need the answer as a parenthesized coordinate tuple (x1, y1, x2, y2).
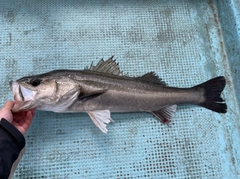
(194, 76, 227, 113)
(88, 110, 113, 133)
(151, 105, 177, 124)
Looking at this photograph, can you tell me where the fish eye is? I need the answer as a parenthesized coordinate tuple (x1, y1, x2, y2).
(30, 78, 41, 87)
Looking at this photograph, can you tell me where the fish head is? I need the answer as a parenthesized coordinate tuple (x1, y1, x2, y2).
(10, 73, 81, 112)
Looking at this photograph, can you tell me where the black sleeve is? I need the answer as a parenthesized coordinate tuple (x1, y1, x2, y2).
(0, 118, 26, 179)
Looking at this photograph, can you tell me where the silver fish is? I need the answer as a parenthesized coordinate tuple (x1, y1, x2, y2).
(10, 57, 227, 133)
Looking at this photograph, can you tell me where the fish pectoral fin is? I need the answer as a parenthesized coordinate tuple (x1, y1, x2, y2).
(88, 110, 113, 134)
(151, 105, 177, 124)
(78, 90, 106, 103)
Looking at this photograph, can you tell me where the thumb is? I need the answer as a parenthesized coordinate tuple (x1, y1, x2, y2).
(3, 101, 15, 111)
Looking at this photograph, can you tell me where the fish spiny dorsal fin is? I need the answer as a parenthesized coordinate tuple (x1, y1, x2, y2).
(85, 56, 122, 75)
(137, 72, 167, 86)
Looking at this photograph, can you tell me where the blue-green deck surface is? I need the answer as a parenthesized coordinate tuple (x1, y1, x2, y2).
(0, 0, 239, 178)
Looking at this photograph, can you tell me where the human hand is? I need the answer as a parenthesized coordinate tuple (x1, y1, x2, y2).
(0, 101, 35, 135)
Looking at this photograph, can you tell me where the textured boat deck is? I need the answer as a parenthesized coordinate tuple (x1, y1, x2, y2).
(0, 0, 239, 178)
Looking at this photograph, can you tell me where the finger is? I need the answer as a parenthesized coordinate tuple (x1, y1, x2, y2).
(20, 110, 34, 134)
(13, 109, 36, 122)
(29, 108, 36, 116)
(13, 111, 27, 122)
(25, 110, 34, 126)
(3, 101, 15, 110)
(12, 111, 33, 135)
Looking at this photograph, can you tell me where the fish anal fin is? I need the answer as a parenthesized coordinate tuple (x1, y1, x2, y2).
(85, 56, 122, 76)
(88, 110, 113, 133)
(151, 105, 177, 124)
(137, 72, 167, 86)
(78, 90, 106, 103)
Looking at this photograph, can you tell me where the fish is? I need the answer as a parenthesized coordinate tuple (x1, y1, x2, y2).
(10, 57, 227, 133)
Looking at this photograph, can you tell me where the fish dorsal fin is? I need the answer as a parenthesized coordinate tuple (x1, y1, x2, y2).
(86, 56, 122, 75)
(88, 110, 113, 133)
(137, 72, 167, 86)
(151, 105, 177, 124)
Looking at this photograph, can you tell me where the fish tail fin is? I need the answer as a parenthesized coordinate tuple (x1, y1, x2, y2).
(194, 76, 227, 113)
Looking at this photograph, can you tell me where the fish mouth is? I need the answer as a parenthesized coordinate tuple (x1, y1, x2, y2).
(10, 81, 24, 101)
(10, 81, 36, 112)
(10, 81, 35, 101)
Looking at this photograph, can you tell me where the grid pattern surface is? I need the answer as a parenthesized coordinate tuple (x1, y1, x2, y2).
(0, 0, 239, 178)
